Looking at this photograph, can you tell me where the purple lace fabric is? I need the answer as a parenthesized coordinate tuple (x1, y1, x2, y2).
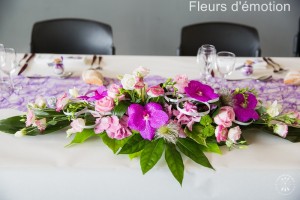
(0, 76, 299, 113)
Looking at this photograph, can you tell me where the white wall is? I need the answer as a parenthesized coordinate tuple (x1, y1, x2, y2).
(0, 0, 299, 56)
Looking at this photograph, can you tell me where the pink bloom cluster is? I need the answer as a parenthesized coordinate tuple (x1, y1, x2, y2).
(26, 110, 47, 131)
(213, 106, 241, 143)
(95, 116, 132, 140)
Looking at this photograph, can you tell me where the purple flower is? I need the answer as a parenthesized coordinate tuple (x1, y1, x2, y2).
(128, 102, 169, 140)
(233, 93, 259, 122)
(184, 80, 219, 102)
(78, 86, 107, 101)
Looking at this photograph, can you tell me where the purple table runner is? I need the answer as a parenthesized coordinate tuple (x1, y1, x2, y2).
(0, 76, 299, 112)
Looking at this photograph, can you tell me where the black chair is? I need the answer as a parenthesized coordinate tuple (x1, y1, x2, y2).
(178, 22, 261, 57)
(294, 18, 300, 57)
(31, 18, 115, 55)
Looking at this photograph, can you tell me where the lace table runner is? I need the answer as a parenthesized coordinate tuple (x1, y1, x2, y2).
(0, 76, 299, 112)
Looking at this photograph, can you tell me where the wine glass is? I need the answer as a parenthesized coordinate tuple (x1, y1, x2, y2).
(197, 44, 216, 83)
(216, 51, 236, 85)
(4, 48, 21, 91)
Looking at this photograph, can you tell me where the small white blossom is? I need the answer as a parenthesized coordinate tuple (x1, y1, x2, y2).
(133, 66, 150, 78)
(266, 100, 282, 117)
(121, 74, 137, 90)
(15, 129, 27, 138)
(69, 87, 79, 98)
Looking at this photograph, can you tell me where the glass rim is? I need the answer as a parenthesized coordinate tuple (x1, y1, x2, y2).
(217, 51, 236, 57)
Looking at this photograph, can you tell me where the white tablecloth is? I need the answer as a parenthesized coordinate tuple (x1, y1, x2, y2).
(1, 55, 300, 200)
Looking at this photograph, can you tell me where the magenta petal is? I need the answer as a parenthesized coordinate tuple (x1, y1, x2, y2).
(185, 80, 219, 102)
(128, 104, 145, 130)
(149, 110, 169, 128)
(235, 108, 259, 122)
(247, 93, 258, 109)
(145, 102, 163, 112)
(140, 120, 155, 140)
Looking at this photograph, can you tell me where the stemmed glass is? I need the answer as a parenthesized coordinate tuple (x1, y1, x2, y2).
(216, 51, 236, 85)
(4, 48, 21, 91)
(197, 44, 217, 83)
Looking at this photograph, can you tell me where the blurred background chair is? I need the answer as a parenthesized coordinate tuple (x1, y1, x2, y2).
(31, 18, 115, 55)
(178, 22, 261, 57)
(294, 18, 299, 57)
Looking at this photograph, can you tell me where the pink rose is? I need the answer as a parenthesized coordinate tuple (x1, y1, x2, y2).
(215, 125, 228, 143)
(174, 75, 189, 93)
(228, 126, 242, 143)
(26, 109, 36, 127)
(214, 106, 235, 128)
(95, 96, 114, 113)
(146, 85, 164, 97)
(134, 77, 145, 89)
(56, 93, 69, 112)
(70, 118, 85, 133)
(274, 122, 288, 138)
(108, 84, 125, 100)
(112, 127, 132, 140)
(34, 118, 47, 131)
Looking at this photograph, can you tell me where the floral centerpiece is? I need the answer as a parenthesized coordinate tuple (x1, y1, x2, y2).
(0, 67, 299, 185)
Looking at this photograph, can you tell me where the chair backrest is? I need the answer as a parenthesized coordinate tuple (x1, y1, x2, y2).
(31, 18, 115, 55)
(178, 22, 261, 57)
(296, 18, 300, 57)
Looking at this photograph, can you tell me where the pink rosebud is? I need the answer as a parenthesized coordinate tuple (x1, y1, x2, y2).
(95, 116, 112, 134)
(113, 127, 132, 140)
(95, 96, 114, 113)
(134, 77, 145, 89)
(174, 74, 189, 93)
(107, 84, 125, 100)
(214, 106, 235, 128)
(56, 93, 69, 112)
(228, 126, 242, 143)
(146, 85, 164, 97)
(26, 109, 36, 127)
(70, 118, 85, 133)
(34, 118, 47, 131)
(274, 122, 288, 138)
(215, 125, 228, 143)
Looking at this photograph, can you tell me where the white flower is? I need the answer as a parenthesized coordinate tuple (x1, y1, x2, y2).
(15, 129, 27, 138)
(133, 66, 150, 78)
(274, 122, 288, 138)
(156, 122, 180, 144)
(66, 118, 86, 138)
(35, 96, 46, 108)
(121, 74, 137, 90)
(266, 100, 282, 117)
(69, 87, 79, 98)
(228, 126, 242, 143)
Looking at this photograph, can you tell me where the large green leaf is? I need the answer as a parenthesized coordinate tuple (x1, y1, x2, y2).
(184, 124, 207, 146)
(177, 138, 214, 169)
(140, 138, 164, 174)
(112, 101, 130, 118)
(0, 116, 25, 134)
(199, 142, 222, 154)
(66, 129, 96, 147)
(118, 134, 150, 154)
(101, 133, 130, 154)
(165, 143, 184, 185)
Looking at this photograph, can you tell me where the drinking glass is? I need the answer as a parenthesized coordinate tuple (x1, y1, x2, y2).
(216, 51, 236, 85)
(197, 44, 216, 83)
(4, 48, 21, 91)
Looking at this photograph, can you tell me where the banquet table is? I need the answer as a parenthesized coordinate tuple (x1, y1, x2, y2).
(0, 54, 300, 200)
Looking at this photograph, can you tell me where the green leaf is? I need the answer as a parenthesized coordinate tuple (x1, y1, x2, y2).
(140, 139, 164, 174)
(66, 129, 96, 147)
(112, 101, 131, 118)
(0, 116, 26, 134)
(199, 142, 222, 154)
(165, 143, 184, 185)
(119, 134, 150, 154)
(177, 138, 214, 169)
(129, 151, 142, 160)
(200, 115, 213, 126)
(101, 133, 130, 154)
(184, 124, 207, 146)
